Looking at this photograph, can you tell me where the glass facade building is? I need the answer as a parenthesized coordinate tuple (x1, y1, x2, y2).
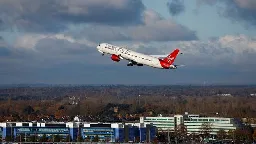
(81, 123, 156, 143)
(0, 122, 156, 143)
(81, 123, 117, 142)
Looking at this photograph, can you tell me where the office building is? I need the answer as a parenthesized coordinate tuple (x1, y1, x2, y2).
(140, 115, 183, 132)
(140, 116, 175, 131)
(140, 113, 241, 136)
(0, 122, 156, 143)
(81, 123, 119, 142)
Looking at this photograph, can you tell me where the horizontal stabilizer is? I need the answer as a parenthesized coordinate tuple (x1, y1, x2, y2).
(150, 55, 168, 58)
(151, 52, 183, 59)
(174, 64, 185, 67)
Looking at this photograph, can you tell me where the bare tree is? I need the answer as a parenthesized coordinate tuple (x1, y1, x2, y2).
(217, 129, 227, 142)
(174, 124, 188, 143)
(200, 123, 212, 141)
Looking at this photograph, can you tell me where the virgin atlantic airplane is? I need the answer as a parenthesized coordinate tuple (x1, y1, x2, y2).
(96, 43, 184, 69)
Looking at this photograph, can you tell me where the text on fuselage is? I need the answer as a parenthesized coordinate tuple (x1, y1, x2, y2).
(106, 44, 130, 55)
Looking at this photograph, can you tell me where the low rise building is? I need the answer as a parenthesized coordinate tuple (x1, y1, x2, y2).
(183, 114, 239, 135)
(140, 113, 242, 136)
(140, 116, 175, 131)
(0, 122, 156, 143)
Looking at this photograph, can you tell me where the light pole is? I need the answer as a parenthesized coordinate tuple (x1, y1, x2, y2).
(138, 95, 141, 106)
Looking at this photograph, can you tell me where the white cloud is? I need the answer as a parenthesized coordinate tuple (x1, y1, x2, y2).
(14, 33, 97, 50)
(14, 34, 46, 49)
(1, 33, 256, 84)
(174, 35, 256, 66)
(126, 35, 256, 68)
(10, 33, 256, 69)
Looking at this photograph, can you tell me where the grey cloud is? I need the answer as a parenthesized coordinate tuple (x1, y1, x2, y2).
(197, 0, 256, 27)
(78, 24, 197, 42)
(0, 47, 11, 56)
(1, 34, 255, 84)
(0, 36, 11, 56)
(126, 23, 197, 42)
(167, 0, 185, 16)
(6, 34, 255, 69)
(0, 0, 144, 32)
(167, 0, 256, 27)
(74, 26, 130, 42)
(75, 10, 198, 42)
(0, 19, 3, 30)
(0, 0, 198, 43)
(222, 0, 256, 27)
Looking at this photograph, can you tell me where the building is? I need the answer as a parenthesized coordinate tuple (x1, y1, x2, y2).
(1, 122, 77, 142)
(140, 116, 174, 132)
(140, 113, 241, 136)
(124, 122, 156, 142)
(183, 114, 239, 135)
(0, 122, 156, 143)
(81, 122, 156, 143)
(81, 123, 119, 142)
(140, 115, 183, 132)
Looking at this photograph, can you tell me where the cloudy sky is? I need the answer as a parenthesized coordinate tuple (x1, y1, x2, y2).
(0, 0, 255, 85)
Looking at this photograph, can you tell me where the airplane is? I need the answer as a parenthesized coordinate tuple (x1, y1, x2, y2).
(96, 43, 184, 69)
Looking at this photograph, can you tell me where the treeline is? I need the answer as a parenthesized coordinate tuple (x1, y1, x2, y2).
(0, 92, 256, 122)
(0, 85, 256, 101)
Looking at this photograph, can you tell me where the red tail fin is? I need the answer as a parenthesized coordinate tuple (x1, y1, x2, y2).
(162, 49, 179, 64)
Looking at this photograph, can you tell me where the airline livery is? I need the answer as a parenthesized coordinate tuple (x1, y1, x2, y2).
(96, 43, 184, 69)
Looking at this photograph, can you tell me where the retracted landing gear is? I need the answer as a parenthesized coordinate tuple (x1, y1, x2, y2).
(127, 61, 133, 66)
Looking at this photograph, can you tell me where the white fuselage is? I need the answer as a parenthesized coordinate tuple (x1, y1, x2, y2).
(97, 43, 165, 68)
(97, 43, 176, 69)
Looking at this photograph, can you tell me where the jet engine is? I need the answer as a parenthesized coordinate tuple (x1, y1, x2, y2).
(111, 54, 120, 62)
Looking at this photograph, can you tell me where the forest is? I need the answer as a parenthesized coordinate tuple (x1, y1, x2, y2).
(0, 85, 255, 123)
